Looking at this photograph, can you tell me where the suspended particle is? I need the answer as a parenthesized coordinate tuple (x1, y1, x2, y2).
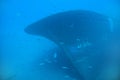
(69, 24, 74, 28)
(83, 41, 92, 48)
(86, 41, 92, 46)
(54, 60, 57, 63)
(53, 52, 57, 59)
(45, 59, 52, 63)
(83, 43, 87, 48)
(76, 57, 88, 63)
(16, 13, 21, 16)
(72, 78, 77, 80)
(47, 61, 52, 63)
(61, 66, 69, 69)
(108, 18, 114, 32)
(77, 44, 82, 48)
(88, 65, 93, 69)
(76, 38, 80, 41)
(59, 42, 64, 45)
(39, 63, 45, 66)
(64, 75, 70, 78)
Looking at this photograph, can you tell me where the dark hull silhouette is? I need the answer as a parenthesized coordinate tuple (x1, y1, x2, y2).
(24, 10, 111, 80)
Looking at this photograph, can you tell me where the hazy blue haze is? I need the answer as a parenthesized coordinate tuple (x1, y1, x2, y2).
(1, 0, 119, 80)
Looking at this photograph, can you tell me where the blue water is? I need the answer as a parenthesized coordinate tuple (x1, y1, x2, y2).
(1, 0, 120, 80)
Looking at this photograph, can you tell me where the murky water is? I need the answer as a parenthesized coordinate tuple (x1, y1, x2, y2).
(1, 0, 120, 80)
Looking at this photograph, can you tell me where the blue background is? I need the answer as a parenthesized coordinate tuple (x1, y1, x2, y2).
(1, 0, 120, 80)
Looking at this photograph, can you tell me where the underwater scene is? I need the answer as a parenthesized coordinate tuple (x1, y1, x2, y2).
(1, 0, 120, 80)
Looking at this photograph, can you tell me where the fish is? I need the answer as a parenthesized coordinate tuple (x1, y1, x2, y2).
(24, 10, 111, 80)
